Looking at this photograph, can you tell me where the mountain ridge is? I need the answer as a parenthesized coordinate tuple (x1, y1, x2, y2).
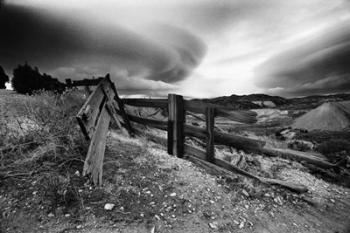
(194, 93, 350, 110)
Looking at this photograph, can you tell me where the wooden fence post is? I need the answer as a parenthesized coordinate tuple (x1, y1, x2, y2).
(168, 94, 185, 158)
(83, 102, 111, 185)
(205, 107, 215, 162)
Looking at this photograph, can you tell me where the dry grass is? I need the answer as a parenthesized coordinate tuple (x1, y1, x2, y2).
(0, 89, 88, 211)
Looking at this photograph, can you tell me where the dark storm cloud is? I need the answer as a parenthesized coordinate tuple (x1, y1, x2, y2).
(256, 24, 350, 96)
(0, 2, 206, 85)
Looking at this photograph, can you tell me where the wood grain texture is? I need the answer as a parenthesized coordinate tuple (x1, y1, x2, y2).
(184, 124, 265, 151)
(205, 107, 215, 162)
(168, 94, 185, 158)
(184, 100, 257, 124)
(123, 98, 168, 109)
(261, 147, 337, 168)
(83, 104, 111, 185)
(76, 84, 106, 140)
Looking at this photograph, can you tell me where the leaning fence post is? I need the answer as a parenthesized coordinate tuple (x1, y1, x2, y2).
(205, 107, 215, 162)
(168, 94, 185, 158)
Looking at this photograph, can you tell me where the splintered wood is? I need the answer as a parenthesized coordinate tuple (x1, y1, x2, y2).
(76, 74, 133, 185)
(83, 105, 110, 185)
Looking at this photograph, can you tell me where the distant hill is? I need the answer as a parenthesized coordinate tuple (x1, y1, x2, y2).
(287, 94, 350, 110)
(194, 93, 350, 110)
(194, 94, 289, 110)
(293, 101, 350, 131)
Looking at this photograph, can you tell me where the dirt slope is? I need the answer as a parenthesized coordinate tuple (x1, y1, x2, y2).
(1, 129, 350, 233)
(293, 101, 350, 131)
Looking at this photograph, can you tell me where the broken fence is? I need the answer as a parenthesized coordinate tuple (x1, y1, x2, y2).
(75, 75, 338, 192)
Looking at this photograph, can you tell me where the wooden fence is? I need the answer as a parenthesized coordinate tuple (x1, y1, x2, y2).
(75, 76, 338, 192)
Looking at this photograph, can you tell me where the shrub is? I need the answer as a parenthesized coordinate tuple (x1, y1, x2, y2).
(11, 63, 65, 94)
(0, 65, 9, 89)
(316, 139, 350, 157)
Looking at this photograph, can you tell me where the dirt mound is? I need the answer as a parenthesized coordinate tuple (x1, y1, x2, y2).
(293, 101, 350, 131)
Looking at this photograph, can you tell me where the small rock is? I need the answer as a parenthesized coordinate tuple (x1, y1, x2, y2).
(330, 199, 335, 203)
(48, 213, 54, 218)
(74, 170, 80, 176)
(274, 197, 283, 205)
(145, 191, 151, 194)
(209, 221, 218, 229)
(104, 203, 115, 210)
(171, 214, 176, 218)
(209, 200, 215, 204)
(242, 189, 250, 197)
(64, 214, 71, 218)
(239, 221, 245, 229)
(244, 204, 249, 209)
(170, 193, 176, 197)
(140, 213, 145, 217)
(264, 193, 271, 197)
(154, 215, 160, 220)
(76, 225, 82, 229)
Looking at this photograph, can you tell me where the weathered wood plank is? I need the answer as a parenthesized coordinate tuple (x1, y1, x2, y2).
(114, 109, 168, 131)
(127, 114, 168, 130)
(105, 75, 135, 136)
(167, 120, 174, 155)
(168, 94, 185, 158)
(206, 107, 215, 162)
(123, 98, 168, 109)
(261, 147, 337, 168)
(184, 144, 206, 160)
(183, 145, 307, 193)
(184, 125, 265, 152)
(83, 104, 110, 185)
(184, 100, 257, 124)
(76, 83, 106, 140)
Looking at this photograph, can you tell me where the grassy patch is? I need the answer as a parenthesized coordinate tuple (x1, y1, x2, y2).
(0, 90, 90, 231)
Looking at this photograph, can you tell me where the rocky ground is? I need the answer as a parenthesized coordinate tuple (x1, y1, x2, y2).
(1, 129, 349, 233)
(1, 90, 350, 233)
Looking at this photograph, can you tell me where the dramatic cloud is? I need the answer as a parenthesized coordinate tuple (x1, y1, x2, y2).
(1, 0, 350, 97)
(0, 1, 205, 93)
(257, 24, 350, 96)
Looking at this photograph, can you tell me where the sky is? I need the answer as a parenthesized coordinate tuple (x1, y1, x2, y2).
(0, 0, 350, 98)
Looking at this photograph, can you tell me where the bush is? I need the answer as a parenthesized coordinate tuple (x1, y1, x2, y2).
(316, 139, 350, 157)
(0, 65, 9, 89)
(11, 63, 65, 94)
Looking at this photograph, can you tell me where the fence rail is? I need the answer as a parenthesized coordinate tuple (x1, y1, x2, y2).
(76, 76, 338, 192)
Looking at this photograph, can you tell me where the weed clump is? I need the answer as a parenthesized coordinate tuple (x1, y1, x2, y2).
(0, 89, 88, 210)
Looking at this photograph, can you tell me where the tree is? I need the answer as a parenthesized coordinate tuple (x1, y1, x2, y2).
(0, 65, 9, 89)
(12, 63, 65, 94)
